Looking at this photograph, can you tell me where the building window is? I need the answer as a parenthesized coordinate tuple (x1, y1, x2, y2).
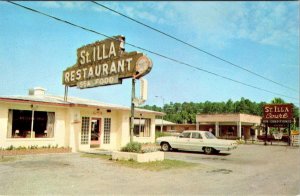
(81, 117, 90, 144)
(7, 109, 55, 138)
(134, 118, 151, 137)
(103, 118, 111, 144)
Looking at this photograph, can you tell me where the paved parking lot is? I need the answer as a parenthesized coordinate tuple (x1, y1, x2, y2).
(0, 144, 299, 195)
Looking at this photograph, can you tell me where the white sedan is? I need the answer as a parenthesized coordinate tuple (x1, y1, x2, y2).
(156, 130, 238, 154)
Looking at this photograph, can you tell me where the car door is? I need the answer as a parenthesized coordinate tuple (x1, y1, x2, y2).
(174, 132, 191, 150)
(189, 132, 204, 151)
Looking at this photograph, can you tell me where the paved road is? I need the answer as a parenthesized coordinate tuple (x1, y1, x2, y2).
(0, 144, 299, 195)
(165, 144, 300, 195)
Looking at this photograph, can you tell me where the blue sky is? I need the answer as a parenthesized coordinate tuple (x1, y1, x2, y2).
(0, 1, 299, 107)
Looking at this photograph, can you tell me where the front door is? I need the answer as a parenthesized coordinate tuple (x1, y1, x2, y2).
(90, 118, 101, 147)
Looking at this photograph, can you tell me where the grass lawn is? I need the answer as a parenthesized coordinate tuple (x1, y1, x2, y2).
(80, 153, 111, 159)
(80, 153, 198, 171)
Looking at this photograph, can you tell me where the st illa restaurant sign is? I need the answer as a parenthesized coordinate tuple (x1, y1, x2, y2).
(262, 104, 293, 125)
(62, 35, 152, 89)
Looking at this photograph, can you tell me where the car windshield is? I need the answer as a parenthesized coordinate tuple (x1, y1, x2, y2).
(204, 131, 217, 139)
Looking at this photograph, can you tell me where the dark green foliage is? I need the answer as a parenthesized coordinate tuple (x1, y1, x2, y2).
(155, 131, 171, 139)
(139, 97, 299, 126)
(121, 142, 142, 153)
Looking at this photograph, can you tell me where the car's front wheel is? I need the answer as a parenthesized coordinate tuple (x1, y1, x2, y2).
(161, 142, 171, 152)
(203, 147, 213, 154)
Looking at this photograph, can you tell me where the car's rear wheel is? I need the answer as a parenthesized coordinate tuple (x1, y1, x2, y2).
(203, 147, 213, 154)
(161, 142, 170, 152)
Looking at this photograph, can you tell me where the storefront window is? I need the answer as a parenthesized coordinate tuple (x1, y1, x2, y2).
(133, 118, 151, 137)
(7, 109, 55, 138)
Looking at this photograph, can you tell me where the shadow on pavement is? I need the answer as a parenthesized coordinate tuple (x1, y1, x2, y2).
(167, 149, 231, 156)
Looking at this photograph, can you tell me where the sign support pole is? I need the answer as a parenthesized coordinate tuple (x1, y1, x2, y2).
(264, 124, 268, 146)
(130, 78, 136, 143)
(288, 123, 291, 146)
(64, 85, 68, 102)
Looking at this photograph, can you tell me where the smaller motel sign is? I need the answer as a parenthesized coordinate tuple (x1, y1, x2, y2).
(262, 104, 293, 124)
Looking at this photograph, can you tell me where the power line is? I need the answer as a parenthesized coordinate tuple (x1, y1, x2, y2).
(6, 1, 299, 102)
(91, 1, 298, 93)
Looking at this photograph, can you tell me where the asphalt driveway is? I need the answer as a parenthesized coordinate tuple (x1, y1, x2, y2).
(0, 144, 299, 195)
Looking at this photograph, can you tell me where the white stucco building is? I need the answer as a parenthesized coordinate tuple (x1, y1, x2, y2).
(0, 87, 163, 152)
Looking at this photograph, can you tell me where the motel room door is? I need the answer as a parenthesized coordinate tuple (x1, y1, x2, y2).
(90, 118, 101, 147)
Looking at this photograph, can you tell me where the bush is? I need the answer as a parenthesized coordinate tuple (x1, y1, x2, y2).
(121, 142, 142, 153)
(6, 145, 14, 150)
(155, 131, 171, 139)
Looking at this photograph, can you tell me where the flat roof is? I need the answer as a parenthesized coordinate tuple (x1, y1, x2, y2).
(196, 113, 261, 124)
(0, 94, 164, 116)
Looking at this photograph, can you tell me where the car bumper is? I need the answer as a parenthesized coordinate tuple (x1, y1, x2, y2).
(215, 145, 238, 151)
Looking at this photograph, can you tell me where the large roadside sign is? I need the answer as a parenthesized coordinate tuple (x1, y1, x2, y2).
(262, 104, 293, 124)
(62, 35, 152, 89)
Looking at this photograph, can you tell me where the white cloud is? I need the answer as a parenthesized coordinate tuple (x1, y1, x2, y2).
(39, 1, 85, 10)
(161, 2, 299, 49)
(92, 2, 169, 24)
(39, 2, 61, 8)
(60, 2, 85, 9)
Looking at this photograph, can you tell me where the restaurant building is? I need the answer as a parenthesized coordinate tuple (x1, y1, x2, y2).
(0, 87, 163, 152)
(196, 113, 261, 140)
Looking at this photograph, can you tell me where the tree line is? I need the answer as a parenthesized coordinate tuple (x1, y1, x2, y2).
(140, 97, 299, 125)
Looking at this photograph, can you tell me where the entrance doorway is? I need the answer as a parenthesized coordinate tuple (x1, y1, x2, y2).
(90, 118, 101, 148)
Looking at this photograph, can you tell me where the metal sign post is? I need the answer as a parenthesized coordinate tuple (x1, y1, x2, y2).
(130, 78, 135, 143)
(264, 124, 268, 145)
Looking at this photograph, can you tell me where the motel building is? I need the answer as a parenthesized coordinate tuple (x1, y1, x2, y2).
(196, 113, 262, 140)
(0, 87, 163, 152)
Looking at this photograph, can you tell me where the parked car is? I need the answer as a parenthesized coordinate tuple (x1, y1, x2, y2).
(156, 130, 238, 154)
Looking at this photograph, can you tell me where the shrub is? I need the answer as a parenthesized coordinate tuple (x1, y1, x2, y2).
(6, 145, 14, 150)
(29, 145, 38, 149)
(121, 142, 142, 153)
(16, 146, 26, 150)
(236, 139, 245, 144)
(155, 131, 171, 139)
